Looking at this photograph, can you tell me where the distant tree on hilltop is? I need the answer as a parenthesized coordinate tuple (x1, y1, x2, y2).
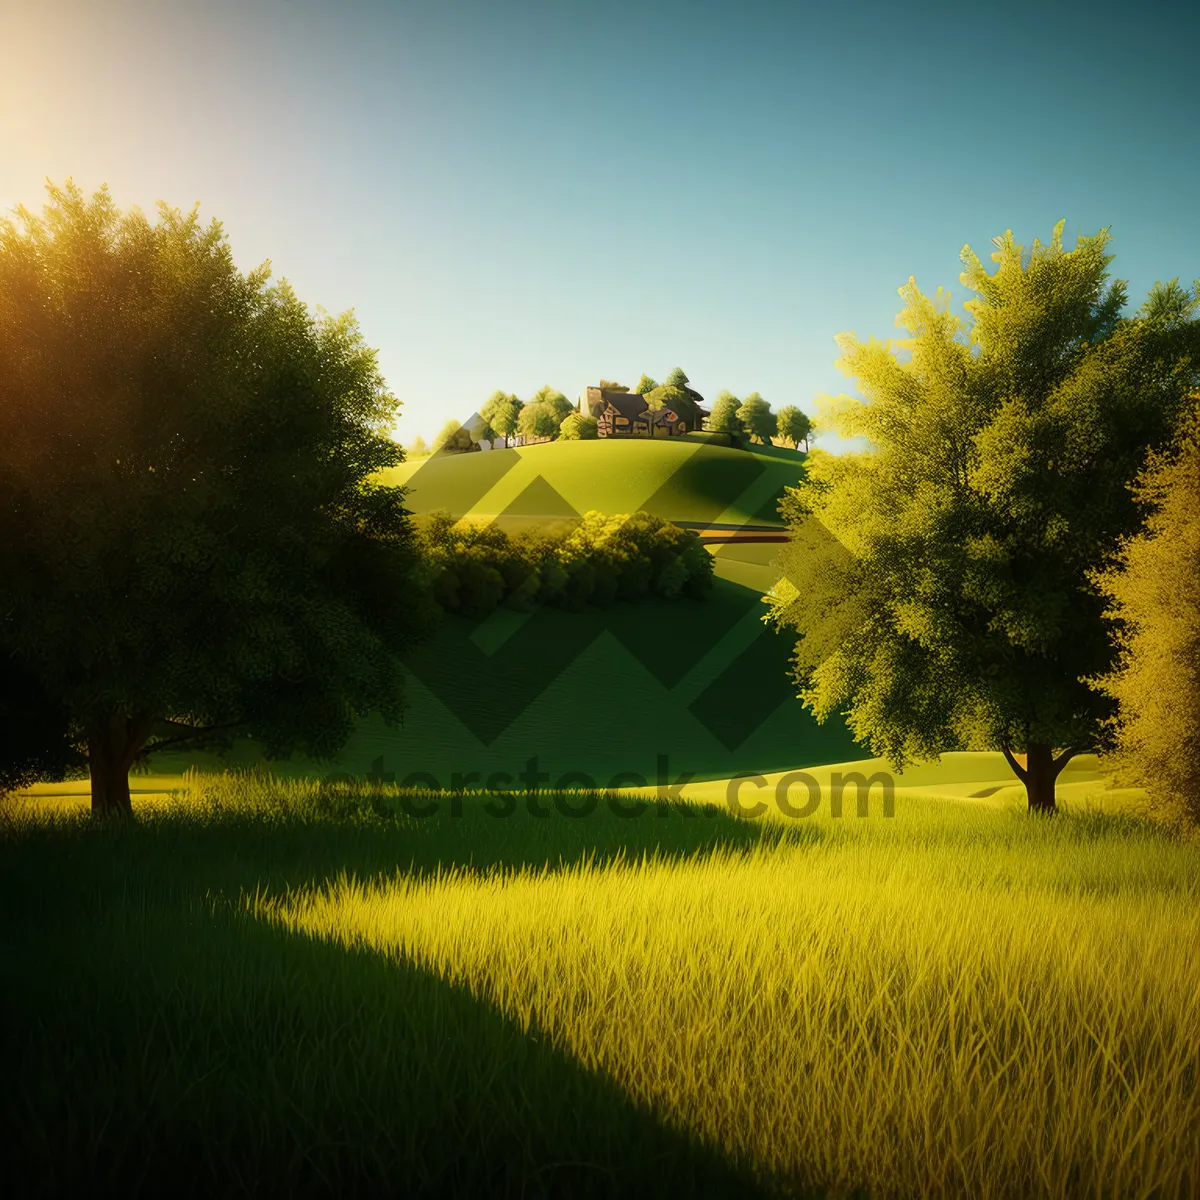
(776, 406, 813, 450)
(519, 402, 560, 441)
(433, 418, 468, 452)
(465, 411, 497, 445)
(530, 386, 572, 423)
(737, 393, 776, 443)
(708, 391, 744, 438)
(480, 390, 522, 447)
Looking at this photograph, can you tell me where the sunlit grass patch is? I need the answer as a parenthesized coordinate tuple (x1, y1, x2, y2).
(260, 801, 1200, 1199)
(3, 769, 1198, 1197)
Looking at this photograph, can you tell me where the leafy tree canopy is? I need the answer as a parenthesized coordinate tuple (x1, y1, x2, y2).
(463, 412, 497, 444)
(433, 418, 467, 451)
(645, 384, 705, 432)
(707, 391, 743, 434)
(767, 223, 1200, 811)
(776, 405, 813, 450)
(479, 391, 522, 446)
(737, 392, 776, 442)
(664, 367, 689, 389)
(634, 374, 659, 395)
(0, 182, 433, 813)
(559, 412, 599, 440)
(518, 402, 560, 440)
(419, 509, 711, 617)
(642, 384, 688, 412)
(0, 653, 82, 794)
(530, 386, 572, 422)
(598, 379, 629, 392)
(1097, 403, 1200, 826)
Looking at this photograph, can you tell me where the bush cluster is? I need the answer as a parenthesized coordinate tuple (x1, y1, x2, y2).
(417, 510, 714, 619)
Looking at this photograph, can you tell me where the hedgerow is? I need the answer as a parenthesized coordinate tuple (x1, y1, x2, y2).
(417, 510, 713, 618)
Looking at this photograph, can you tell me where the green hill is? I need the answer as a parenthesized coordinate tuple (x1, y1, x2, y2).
(145, 570, 861, 787)
(382, 438, 806, 529)
(133, 437, 865, 787)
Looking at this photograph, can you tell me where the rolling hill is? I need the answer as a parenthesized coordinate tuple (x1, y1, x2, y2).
(381, 437, 807, 530)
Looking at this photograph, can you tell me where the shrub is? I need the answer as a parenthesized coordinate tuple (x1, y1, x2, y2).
(415, 510, 713, 618)
(558, 413, 599, 440)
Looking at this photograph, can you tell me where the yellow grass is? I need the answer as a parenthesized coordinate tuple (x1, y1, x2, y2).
(253, 786, 1200, 1198)
(12, 758, 1195, 1195)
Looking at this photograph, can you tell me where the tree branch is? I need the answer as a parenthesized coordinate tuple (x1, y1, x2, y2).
(1052, 747, 1081, 773)
(138, 722, 245, 758)
(121, 714, 159, 770)
(1000, 742, 1029, 783)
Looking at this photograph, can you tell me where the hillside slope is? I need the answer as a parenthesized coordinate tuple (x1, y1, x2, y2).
(99, 440, 850, 786)
(381, 438, 806, 529)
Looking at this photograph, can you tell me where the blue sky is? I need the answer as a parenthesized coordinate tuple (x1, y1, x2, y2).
(2, 0, 1197, 444)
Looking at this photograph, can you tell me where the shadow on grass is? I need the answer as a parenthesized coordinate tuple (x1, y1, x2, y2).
(0, 800, 829, 1195)
(2, 789, 821, 903)
(1, 893, 786, 1199)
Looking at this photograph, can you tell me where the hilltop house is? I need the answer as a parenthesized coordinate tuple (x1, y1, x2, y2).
(581, 386, 707, 439)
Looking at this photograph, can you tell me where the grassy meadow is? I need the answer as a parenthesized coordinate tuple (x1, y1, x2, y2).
(4, 768, 1199, 1199)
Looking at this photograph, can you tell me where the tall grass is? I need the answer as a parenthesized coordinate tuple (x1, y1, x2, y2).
(3, 771, 1199, 1197)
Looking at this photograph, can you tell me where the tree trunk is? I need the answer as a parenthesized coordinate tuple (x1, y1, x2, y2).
(87, 715, 153, 818)
(1023, 744, 1058, 814)
(1001, 741, 1078, 815)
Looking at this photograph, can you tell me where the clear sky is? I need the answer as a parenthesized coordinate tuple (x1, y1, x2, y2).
(2, 0, 1197, 445)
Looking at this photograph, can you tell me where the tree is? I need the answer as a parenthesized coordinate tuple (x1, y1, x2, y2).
(642, 384, 680, 411)
(479, 391, 522, 448)
(737, 392, 776, 443)
(707, 391, 744, 436)
(1096, 402, 1200, 826)
(0, 653, 82, 794)
(559, 412, 599, 440)
(664, 367, 689, 389)
(776, 405, 813, 450)
(463, 412, 497, 446)
(518, 402, 559, 441)
(598, 379, 629, 392)
(433, 418, 469, 453)
(0, 182, 433, 814)
(408, 434, 429, 457)
(634, 374, 659, 395)
(530, 386, 572, 424)
(766, 224, 1200, 813)
(643, 384, 699, 430)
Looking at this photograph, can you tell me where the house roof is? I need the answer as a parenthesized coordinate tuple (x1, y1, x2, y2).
(583, 384, 705, 426)
(585, 387, 649, 422)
